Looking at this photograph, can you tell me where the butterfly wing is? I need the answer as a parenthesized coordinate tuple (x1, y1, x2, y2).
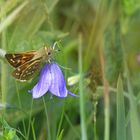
(12, 58, 42, 81)
(5, 51, 36, 68)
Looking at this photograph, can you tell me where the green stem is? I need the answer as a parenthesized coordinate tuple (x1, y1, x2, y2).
(56, 104, 65, 138)
(15, 81, 27, 137)
(31, 119, 36, 140)
(122, 46, 140, 140)
(104, 96, 110, 140)
(42, 97, 51, 140)
(93, 101, 98, 140)
(1, 8, 7, 104)
(27, 98, 33, 140)
(99, 46, 110, 140)
(79, 34, 87, 140)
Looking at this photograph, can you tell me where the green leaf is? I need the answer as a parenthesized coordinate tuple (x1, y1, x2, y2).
(123, 55, 140, 140)
(129, 95, 140, 140)
(116, 76, 126, 140)
(56, 129, 64, 140)
(0, 116, 21, 140)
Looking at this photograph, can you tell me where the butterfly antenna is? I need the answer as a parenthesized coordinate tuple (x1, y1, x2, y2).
(55, 62, 72, 71)
(52, 42, 57, 50)
(52, 41, 62, 52)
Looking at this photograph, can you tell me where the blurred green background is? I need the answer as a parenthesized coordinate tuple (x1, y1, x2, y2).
(0, 0, 140, 140)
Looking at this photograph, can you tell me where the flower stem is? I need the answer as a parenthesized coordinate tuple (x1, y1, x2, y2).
(42, 97, 51, 140)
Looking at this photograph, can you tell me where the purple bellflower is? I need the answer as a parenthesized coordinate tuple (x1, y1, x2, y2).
(29, 63, 76, 98)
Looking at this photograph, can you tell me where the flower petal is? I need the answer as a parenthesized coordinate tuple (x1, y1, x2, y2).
(48, 63, 68, 97)
(30, 64, 52, 98)
(68, 91, 79, 97)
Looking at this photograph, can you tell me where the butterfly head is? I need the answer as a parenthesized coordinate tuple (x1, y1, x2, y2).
(44, 46, 54, 60)
(44, 46, 52, 56)
(44, 42, 60, 60)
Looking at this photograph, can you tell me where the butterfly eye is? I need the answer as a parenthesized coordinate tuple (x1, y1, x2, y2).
(48, 52, 51, 55)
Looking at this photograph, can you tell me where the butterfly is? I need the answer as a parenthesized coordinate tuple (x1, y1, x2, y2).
(5, 45, 55, 82)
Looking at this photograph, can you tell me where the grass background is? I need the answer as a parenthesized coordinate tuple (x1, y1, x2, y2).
(0, 0, 140, 140)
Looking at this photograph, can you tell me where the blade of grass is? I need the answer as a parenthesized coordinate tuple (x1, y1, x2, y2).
(0, 1, 28, 33)
(48, 0, 60, 14)
(1, 6, 7, 106)
(56, 129, 64, 140)
(125, 65, 140, 140)
(99, 45, 110, 140)
(116, 76, 126, 140)
(56, 105, 65, 138)
(31, 119, 36, 140)
(0, 0, 21, 19)
(64, 112, 80, 138)
(93, 101, 98, 140)
(78, 34, 87, 140)
(122, 45, 140, 140)
(84, 0, 118, 71)
(27, 98, 33, 140)
(84, 0, 108, 71)
(15, 81, 27, 137)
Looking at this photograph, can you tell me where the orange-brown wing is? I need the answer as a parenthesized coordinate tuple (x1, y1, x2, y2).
(12, 58, 42, 81)
(5, 51, 36, 68)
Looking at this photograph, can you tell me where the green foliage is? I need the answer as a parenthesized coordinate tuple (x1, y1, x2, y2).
(104, 23, 123, 85)
(0, 117, 21, 140)
(56, 129, 64, 140)
(0, 0, 140, 140)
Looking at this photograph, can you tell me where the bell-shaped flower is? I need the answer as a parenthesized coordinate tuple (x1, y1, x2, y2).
(29, 63, 76, 98)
